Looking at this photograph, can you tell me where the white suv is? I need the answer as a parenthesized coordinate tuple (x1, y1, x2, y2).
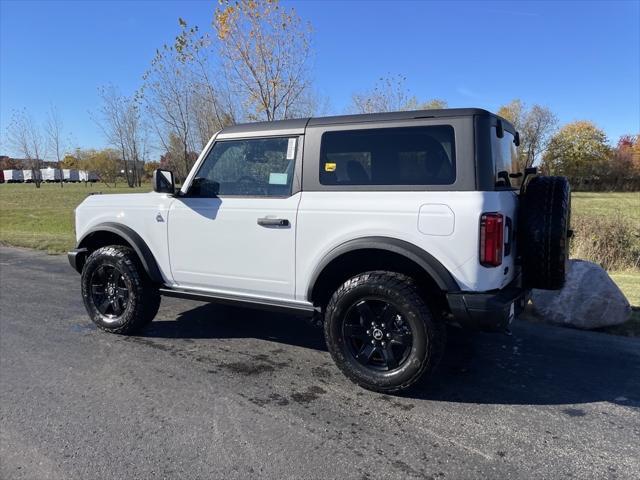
(69, 108, 570, 392)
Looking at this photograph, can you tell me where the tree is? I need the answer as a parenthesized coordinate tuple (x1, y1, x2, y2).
(84, 148, 122, 187)
(541, 121, 610, 177)
(496, 99, 525, 129)
(0, 156, 20, 170)
(214, 0, 315, 121)
(6, 109, 44, 188)
(416, 99, 448, 110)
(94, 85, 145, 187)
(60, 154, 79, 169)
(521, 105, 558, 169)
(142, 32, 198, 179)
(143, 161, 160, 181)
(497, 99, 557, 170)
(142, 1, 315, 166)
(174, 18, 237, 147)
(159, 132, 198, 182)
(141, 17, 239, 180)
(609, 134, 640, 176)
(72, 147, 91, 172)
(44, 104, 65, 188)
(350, 74, 447, 113)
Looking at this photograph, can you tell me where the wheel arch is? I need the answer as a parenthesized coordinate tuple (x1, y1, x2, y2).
(75, 222, 163, 283)
(307, 237, 459, 308)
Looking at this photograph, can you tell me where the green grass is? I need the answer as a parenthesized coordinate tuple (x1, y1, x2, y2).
(0, 182, 150, 253)
(572, 192, 640, 222)
(602, 273, 640, 337)
(610, 273, 640, 306)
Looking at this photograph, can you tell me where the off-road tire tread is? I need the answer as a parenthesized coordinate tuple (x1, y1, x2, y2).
(520, 176, 570, 290)
(81, 245, 160, 335)
(324, 271, 445, 393)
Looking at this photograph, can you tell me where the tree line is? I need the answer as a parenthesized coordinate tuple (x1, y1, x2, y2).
(497, 99, 639, 181)
(3, 0, 638, 189)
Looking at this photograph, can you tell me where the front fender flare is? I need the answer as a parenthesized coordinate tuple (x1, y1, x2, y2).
(76, 222, 164, 283)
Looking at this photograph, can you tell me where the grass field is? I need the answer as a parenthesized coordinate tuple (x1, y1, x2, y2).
(571, 192, 640, 222)
(0, 183, 150, 253)
(1, 182, 638, 311)
(606, 272, 640, 336)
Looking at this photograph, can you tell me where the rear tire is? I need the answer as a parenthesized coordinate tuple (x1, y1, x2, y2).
(324, 271, 445, 393)
(519, 176, 571, 290)
(81, 245, 160, 334)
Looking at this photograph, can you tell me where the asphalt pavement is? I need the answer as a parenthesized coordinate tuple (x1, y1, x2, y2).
(1, 246, 639, 479)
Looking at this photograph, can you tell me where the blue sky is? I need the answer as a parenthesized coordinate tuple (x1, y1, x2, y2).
(1, 0, 638, 158)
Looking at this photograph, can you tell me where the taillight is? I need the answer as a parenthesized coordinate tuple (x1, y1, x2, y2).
(480, 213, 504, 267)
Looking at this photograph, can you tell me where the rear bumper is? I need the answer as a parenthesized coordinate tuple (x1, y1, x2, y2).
(447, 281, 530, 332)
(67, 248, 88, 273)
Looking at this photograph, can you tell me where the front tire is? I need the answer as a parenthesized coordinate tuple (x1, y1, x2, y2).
(81, 245, 160, 334)
(324, 271, 445, 393)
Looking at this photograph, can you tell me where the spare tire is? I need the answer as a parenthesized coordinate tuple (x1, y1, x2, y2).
(519, 176, 571, 290)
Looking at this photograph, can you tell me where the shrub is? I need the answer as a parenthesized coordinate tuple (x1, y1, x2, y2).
(570, 214, 640, 271)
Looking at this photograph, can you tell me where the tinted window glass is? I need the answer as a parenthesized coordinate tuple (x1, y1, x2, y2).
(189, 137, 297, 197)
(492, 128, 520, 188)
(319, 126, 455, 186)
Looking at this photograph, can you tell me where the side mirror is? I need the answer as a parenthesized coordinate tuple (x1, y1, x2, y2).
(514, 131, 521, 147)
(153, 169, 175, 194)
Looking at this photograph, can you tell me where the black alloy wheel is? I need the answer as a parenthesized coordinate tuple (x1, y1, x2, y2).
(90, 264, 130, 320)
(343, 298, 413, 371)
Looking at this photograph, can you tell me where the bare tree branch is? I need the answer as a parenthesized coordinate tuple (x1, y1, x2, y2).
(350, 74, 447, 114)
(93, 85, 146, 187)
(45, 104, 65, 188)
(6, 109, 45, 188)
(214, 0, 315, 121)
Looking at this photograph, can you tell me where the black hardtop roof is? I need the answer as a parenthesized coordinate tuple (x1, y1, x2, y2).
(219, 108, 513, 135)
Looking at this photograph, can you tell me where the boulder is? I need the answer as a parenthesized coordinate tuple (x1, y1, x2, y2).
(531, 259, 631, 329)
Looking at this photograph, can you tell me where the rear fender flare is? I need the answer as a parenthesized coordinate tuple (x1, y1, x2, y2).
(306, 236, 459, 301)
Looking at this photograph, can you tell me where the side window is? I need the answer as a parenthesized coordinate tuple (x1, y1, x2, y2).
(189, 137, 297, 197)
(319, 126, 456, 186)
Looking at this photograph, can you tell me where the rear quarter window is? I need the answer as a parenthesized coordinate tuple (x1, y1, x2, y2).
(319, 126, 456, 186)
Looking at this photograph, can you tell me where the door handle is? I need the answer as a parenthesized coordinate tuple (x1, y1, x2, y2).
(257, 217, 290, 227)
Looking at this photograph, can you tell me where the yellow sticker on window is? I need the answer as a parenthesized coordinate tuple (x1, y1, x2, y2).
(324, 162, 336, 172)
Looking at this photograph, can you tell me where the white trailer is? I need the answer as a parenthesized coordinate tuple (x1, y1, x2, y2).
(41, 167, 62, 182)
(63, 169, 80, 182)
(23, 169, 42, 183)
(3, 169, 24, 183)
(79, 170, 99, 182)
